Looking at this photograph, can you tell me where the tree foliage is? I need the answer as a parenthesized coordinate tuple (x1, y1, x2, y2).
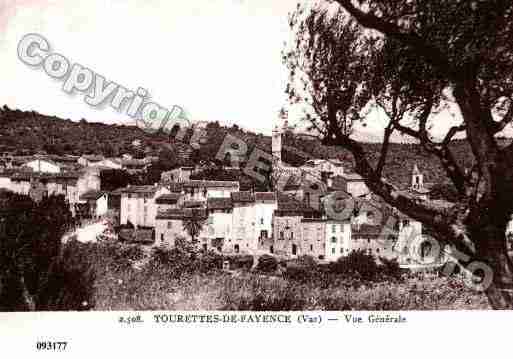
(0, 193, 94, 311)
(286, 0, 513, 308)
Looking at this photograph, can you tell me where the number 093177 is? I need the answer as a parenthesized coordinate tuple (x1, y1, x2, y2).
(36, 341, 67, 351)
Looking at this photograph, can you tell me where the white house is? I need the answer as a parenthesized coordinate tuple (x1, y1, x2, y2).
(89, 158, 122, 170)
(206, 197, 234, 251)
(254, 192, 277, 249)
(79, 190, 108, 218)
(231, 191, 258, 254)
(155, 208, 209, 248)
(119, 184, 171, 228)
(24, 158, 61, 173)
(179, 180, 240, 202)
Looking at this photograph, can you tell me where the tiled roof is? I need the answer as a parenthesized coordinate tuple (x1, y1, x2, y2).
(79, 190, 105, 200)
(182, 180, 239, 188)
(255, 192, 276, 202)
(119, 185, 159, 194)
(157, 208, 208, 220)
(207, 197, 233, 210)
(10, 171, 82, 181)
(231, 191, 255, 203)
(82, 155, 105, 162)
(352, 224, 384, 239)
(121, 159, 147, 167)
(339, 172, 365, 182)
(155, 193, 181, 204)
(183, 200, 205, 208)
(276, 193, 318, 214)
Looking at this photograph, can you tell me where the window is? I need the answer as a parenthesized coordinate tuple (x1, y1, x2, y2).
(260, 217, 264, 225)
(332, 248, 336, 254)
(310, 244, 313, 252)
(331, 237, 337, 243)
(208, 216, 214, 225)
(332, 225, 336, 233)
(160, 233, 164, 243)
(167, 221, 172, 229)
(280, 231, 284, 240)
(290, 232, 294, 240)
(340, 224, 344, 232)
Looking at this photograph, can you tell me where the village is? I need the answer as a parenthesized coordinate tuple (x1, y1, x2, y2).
(0, 120, 456, 268)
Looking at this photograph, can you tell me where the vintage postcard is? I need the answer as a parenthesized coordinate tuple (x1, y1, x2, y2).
(1, 0, 512, 357)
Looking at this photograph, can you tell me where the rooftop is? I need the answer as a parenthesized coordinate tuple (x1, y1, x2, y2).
(155, 193, 181, 204)
(207, 197, 233, 210)
(231, 191, 255, 203)
(118, 185, 160, 194)
(157, 208, 208, 220)
(79, 190, 105, 201)
(181, 180, 239, 188)
(255, 192, 276, 202)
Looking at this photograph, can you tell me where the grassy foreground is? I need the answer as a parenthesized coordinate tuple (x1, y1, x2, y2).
(76, 241, 490, 311)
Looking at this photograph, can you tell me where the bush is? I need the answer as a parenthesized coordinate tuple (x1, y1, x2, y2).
(0, 193, 92, 311)
(329, 250, 380, 281)
(228, 255, 254, 271)
(379, 256, 403, 280)
(36, 240, 96, 311)
(255, 255, 278, 273)
(148, 238, 222, 278)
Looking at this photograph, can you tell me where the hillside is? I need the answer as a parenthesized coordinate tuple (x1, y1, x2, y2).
(283, 133, 482, 189)
(0, 106, 270, 165)
(0, 106, 497, 191)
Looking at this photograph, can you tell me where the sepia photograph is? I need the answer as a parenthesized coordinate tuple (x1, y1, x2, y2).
(2, 2, 513, 352)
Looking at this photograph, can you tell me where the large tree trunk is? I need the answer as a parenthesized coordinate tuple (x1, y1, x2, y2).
(470, 217, 513, 309)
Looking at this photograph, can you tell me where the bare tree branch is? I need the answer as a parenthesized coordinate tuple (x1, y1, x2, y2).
(334, 0, 455, 77)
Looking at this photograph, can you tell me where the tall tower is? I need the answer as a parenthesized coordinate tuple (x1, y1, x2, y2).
(272, 125, 282, 165)
(411, 164, 424, 190)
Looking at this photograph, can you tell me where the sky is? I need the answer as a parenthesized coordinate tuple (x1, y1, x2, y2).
(1, 0, 510, 141)
(0, 0, 300, 135)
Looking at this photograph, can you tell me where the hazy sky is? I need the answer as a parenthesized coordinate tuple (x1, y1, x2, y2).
(0, 0, 301, 135)
(2, 0, 510, 141)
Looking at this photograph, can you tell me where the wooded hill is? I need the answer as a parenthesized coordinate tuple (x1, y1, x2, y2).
(3, 106, 510, 191)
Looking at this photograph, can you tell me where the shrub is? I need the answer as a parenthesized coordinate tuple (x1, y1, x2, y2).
(379, 256, 403, 280)
(0, 193, 92, 311)
(36, 239, 96, 311)
(329, 250, 380, 281)
(255, 255, 278, 273)
(228, 255, 254, 271)
(148, 238, 222, 278)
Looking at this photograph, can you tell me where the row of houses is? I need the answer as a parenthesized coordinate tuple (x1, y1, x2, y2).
(0, 153, 154, 174)
(113, 176, 423, 262)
